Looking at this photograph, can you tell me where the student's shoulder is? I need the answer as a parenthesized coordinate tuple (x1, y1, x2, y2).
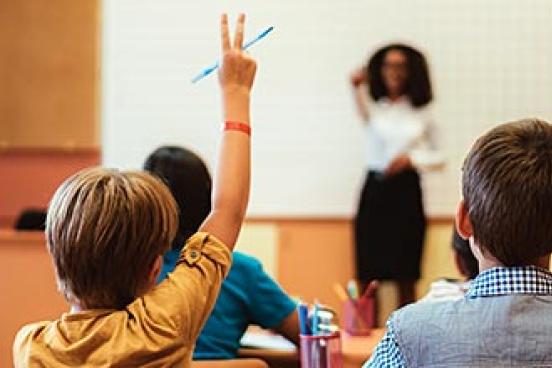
(230, 251, 264, 275)
(391, 298, 459, 327)
(15, 320, 51, 338)
(386, 299, 461, 357)
(233, 251, 261, 266)
(13, 320, 51, 351)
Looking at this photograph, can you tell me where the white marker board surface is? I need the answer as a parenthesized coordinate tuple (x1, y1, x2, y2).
(102, 0, 552, 217)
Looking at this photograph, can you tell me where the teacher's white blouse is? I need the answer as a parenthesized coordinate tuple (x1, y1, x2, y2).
(365, 97, 443, 172)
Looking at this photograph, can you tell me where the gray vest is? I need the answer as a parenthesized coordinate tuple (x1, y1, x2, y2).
(393, 295, 552, 367)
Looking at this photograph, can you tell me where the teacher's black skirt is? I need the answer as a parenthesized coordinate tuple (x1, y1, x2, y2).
(354, 169, 426, 282)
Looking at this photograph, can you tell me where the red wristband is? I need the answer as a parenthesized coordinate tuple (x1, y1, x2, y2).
(223, 121, 251, 136)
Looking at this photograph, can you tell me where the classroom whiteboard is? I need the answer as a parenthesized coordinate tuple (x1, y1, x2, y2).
(102, 0, 552, 217)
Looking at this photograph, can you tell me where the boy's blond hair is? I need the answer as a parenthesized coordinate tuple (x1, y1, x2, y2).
(46, 167, 178, 309)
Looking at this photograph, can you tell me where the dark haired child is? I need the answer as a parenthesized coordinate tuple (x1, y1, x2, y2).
(366, 118, 552, 367)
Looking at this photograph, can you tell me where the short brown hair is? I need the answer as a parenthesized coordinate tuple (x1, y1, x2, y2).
(46, 167, 178, 309)
(462, 118, 552, 266)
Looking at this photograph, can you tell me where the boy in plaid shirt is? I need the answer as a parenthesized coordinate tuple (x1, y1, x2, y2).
(366, 118, 552, 367)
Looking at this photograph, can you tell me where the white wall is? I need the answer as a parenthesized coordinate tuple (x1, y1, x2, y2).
(102, 0, 552, 217)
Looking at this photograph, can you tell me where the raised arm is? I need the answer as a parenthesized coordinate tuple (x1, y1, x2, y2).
(350, 67, 370, 122)
(200, 14, 257, 249)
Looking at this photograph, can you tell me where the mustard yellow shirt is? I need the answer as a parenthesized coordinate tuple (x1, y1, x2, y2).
(13, 232, 231, 368)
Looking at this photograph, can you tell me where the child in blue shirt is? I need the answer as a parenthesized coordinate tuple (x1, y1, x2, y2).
(144, 146, 299, 359)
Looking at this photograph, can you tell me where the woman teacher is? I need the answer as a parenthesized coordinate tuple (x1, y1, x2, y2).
(351, 44, 443, 307)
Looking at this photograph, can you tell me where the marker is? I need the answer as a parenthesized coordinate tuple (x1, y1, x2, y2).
(298, 301, 310, 335)
(362, 280, 378, 299)
(311, 301, 320, 335)
(191, 26, 274, 83)
(347, 280, 359, 300)
(333, 283, 349, 302)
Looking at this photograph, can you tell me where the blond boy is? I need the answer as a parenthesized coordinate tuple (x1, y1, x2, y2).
(14, 14, 256, 367)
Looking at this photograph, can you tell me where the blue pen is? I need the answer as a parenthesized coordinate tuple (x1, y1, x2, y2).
(298, 301, 310, 335)
(191, 26, 274, 83)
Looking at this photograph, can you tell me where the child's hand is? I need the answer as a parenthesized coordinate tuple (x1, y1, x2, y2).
(219, 14, 257, 96)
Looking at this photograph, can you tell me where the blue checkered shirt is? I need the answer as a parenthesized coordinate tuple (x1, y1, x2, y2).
(363, 266, 552, 368)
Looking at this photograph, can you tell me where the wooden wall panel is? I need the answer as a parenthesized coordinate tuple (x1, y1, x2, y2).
(0, 0, 99, 149)
(0, 149, 100, 227)
(277, 220, 356, 313)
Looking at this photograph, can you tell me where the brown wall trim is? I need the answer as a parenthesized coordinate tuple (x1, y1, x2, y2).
(0, 146, 100, 155)
(246, 216, 454, 225)
(0, 217, 13, 229)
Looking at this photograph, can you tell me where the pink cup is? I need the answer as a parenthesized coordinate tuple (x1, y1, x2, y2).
(343, 296, 374, 336)
(300, 332, 343, 368)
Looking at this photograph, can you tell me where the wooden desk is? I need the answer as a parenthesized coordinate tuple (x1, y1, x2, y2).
(342, 329, 385, 367)
(239, 348, 299, 368)
(239, 328, 385, 368)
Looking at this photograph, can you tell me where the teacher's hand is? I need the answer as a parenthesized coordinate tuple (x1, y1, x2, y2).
(385, 154, 412, 177)
(350, 67, 366, 88)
